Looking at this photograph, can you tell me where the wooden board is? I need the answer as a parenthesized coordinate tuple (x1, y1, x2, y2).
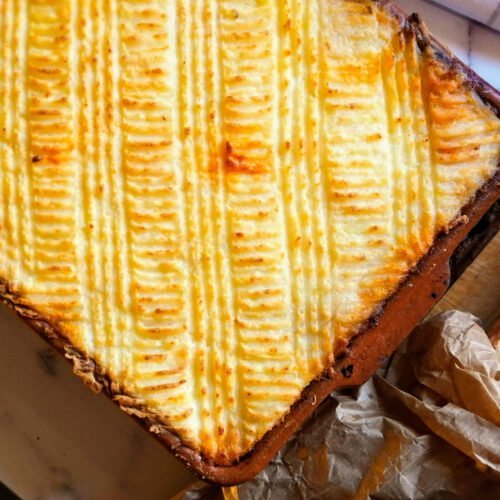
(432, 232, 500, 332)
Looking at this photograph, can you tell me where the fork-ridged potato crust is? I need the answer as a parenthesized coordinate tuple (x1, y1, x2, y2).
(0, 0, 498, 464)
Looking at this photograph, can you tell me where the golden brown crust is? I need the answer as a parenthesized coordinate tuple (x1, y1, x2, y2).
(377, 1, 500, 113)
(0, 1, 499, 485)
(1, 171, 498, 484)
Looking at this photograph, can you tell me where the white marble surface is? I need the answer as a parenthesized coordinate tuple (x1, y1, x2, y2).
(0, 1, 499, 499)
(432, 0, 500, 31)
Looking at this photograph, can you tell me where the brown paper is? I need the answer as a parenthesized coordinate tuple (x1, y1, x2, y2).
(175, 311, 500, 499)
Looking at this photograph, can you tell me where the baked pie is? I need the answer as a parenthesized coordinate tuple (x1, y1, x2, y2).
(0, 0, 498, 483)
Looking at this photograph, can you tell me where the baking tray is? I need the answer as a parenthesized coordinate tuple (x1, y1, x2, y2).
(0, 0, 499, 486)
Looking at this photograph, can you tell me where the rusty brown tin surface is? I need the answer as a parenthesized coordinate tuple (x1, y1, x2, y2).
(0, 1, 499, 486)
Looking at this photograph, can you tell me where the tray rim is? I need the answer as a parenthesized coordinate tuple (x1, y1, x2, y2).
(0, 0, 499, 486)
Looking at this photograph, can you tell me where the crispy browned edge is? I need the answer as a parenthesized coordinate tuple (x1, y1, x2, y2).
(0, 0, 499, 486)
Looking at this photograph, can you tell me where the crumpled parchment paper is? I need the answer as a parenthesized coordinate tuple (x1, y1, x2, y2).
(175, 310, 500, 500)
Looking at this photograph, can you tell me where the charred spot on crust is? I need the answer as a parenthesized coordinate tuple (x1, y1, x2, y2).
(340, 364, 354, 379)
(224, 141, 268, 175)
